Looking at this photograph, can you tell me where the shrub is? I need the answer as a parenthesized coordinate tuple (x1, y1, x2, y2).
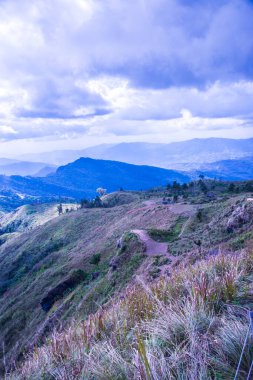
(90, 253, 101, 265)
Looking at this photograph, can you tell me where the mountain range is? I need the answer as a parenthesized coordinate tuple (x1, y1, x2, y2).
(0, 158, 190, 210)
(18, 137, 253, 168)
(0, 159, 56, 176)
(0, 153, 253, 212)
(197, 156, 253, 181)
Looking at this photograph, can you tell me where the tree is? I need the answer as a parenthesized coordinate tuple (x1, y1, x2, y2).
(183, 192, 189, 200)
(199, 180, 208, 194)
(243, 181, 253, 192)
(96, 187, 107, 197)
(172, 181, 181, 191)
(80, 198, 90, 208)
(196, 209, 203, 222)
(93, 196, 102, 208)
(57, 203, 63, 215)
(228, 183, 235, 193)
(173, 194, 178, 203)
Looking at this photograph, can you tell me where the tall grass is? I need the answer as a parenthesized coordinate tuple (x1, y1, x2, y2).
(7, 250, 253, 380)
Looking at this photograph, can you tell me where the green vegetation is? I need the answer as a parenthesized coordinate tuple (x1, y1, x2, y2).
(230, 231, 253, 251)
(165, 178, 253, 204)
(0, 203, 148, 374)
(148, 216, 187, 243)
(89, 253, 101, 265)
(80, 196, 104, 208)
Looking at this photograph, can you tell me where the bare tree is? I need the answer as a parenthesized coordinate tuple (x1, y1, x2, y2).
(96, 187, 107, 197)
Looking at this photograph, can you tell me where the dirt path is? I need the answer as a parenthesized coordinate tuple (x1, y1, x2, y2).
(131, 229, 169, 256)
(131, 229, 182, 277)
(179, 215, 193, 238)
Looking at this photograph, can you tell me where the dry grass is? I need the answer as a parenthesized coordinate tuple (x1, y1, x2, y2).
(7, 249, 253, 380)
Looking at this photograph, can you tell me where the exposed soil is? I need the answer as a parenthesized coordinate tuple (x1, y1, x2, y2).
(131, 228, 183, 277)
(131, 229, 169, 256)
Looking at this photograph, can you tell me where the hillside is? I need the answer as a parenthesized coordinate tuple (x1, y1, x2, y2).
(0, 176, 75, 211)
(1, 182, 253, 378)
(18, 137, 253, 167)
(0, 203, 78, 244)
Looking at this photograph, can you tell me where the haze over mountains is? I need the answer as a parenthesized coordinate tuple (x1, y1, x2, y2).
(0, 160, 56, 177)
(19, 138, 253, 169)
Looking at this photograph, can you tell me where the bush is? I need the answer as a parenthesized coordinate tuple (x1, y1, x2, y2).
(90, 253, 101, 265)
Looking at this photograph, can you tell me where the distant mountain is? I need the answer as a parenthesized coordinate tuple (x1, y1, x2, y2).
(18, 138, 253, 168)
(0, 161, 56, 176)
(0, 158, 190, 210)
(32, 166, 57, 177)
(44, 157, 190, 197)
(199, 156, 253, 181)
(0, 158, 19, 166)
(18, 145, 115, 166)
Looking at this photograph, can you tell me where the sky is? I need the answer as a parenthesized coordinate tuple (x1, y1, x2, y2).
(0, 0, 253, 157)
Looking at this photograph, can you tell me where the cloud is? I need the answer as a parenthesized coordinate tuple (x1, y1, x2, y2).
(0, 125, 17, 135)
(0, 0, 253, 149)
(86, 77, 253, 120)
(0, 124, 17, 141)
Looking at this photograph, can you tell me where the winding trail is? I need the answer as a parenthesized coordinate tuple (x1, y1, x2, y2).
(131, 229, 169, 256)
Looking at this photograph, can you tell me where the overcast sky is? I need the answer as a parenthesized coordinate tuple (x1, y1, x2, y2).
(0, 0, 253, 157)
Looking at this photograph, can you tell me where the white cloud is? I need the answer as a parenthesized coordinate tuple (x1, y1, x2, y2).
(0, 125, 17, 136)
(0, 0, 252, 154)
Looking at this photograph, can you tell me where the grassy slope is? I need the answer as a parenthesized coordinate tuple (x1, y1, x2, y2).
(0, 192, 182, 373)
(0, 203, 78, 233)
(1, 188, 253, 378)
(8, 249, 253, 380)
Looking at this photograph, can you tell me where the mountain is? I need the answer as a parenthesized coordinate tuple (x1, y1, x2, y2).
(0, 158, 19, 166)
(20, 144, 117, 165)
(18, 138, 253, 168)
(0, 161, 56, 176)
(0, 158, 190, 210)
(199, 156, 253, 180)
(44, 157, 190, 197)
(32, 166, 57, 177)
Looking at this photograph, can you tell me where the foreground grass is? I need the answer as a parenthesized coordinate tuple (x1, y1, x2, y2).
(7, 249, 253, 380)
